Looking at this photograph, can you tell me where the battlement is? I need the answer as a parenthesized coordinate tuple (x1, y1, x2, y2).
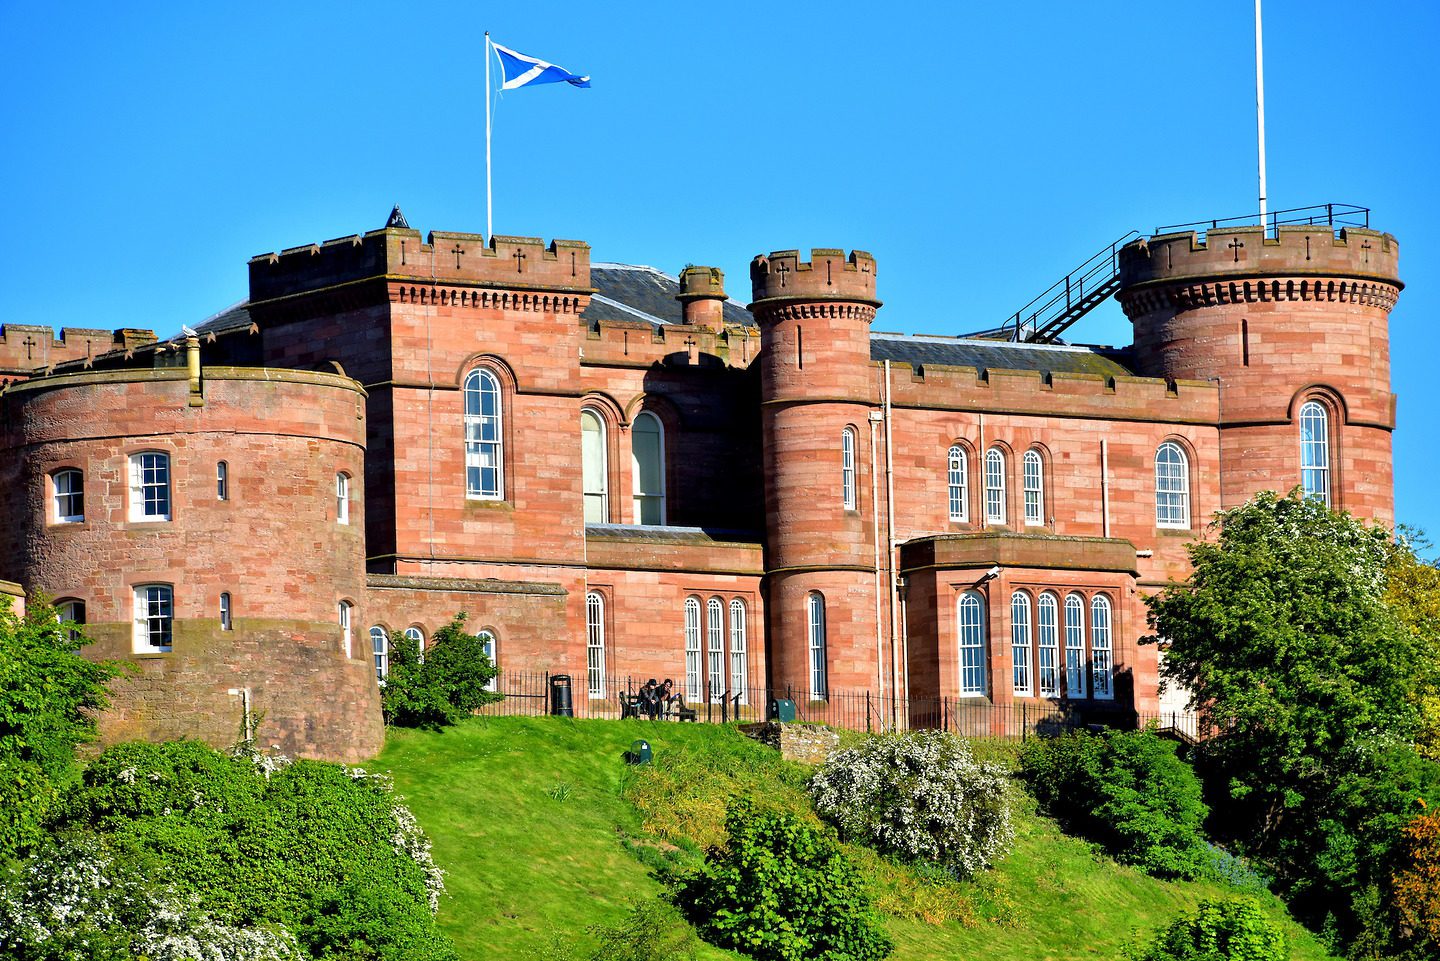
(1119, 225, 1400, 292)
(749, 248, 880, 309)
(248, 226, 593, 302)
(0, 325, 156, 374)
(677, 266, 727, 302)
(582, 317, 760, 369)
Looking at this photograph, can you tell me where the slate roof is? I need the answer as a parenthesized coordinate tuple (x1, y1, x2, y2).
(586, 264, 755, 328)
(192, 301, 255, 337)
(869, 332, 1134, 377)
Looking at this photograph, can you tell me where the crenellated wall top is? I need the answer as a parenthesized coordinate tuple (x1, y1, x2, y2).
(749, 248, 880, 311)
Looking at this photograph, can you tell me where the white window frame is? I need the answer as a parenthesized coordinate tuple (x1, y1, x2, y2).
(404, 625, 426, 664)
(684, 596, 702, 701)
(631, 411, 666, 525)
(947, 445, 968, 522)
(1299, 400, 1331, 507)
(477, 629, 498, 691)
(464, 368, 504, 500)
(1011, 591, 1033, 697)
(133, 584, 174, 653)
(1155, 441, 1191, 528)
(57, 599, 86, 642)
(728, 599, 748, 703)
(338, 600, 352, 657)
(52, 468, 84, 523)
(219, 592, 232, 631)
(129, 451, 171, 522)
(807, 591, 828, 700)
(1091, 594, 1114, 700)
(1037, 592, 1060, 698)
(581, 408, 608, 524)
(216, 461, 229, 501)
(958, 590, 987, 696)
(1064, 593, 1087, 698)
(585, 591, 606, 698)
(841, 427, 858, 510)
(371, 625, 389, 680)
(984, 448, 1006, 524)
(1023, 449, 1044, 526)
(336, 473, 350, 525)
(705, 597, 725, 700)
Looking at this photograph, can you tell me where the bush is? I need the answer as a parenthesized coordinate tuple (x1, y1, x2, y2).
(807, 730, 1013, 878)
(382, 615, 502, 728)
(1126, 897, 1287, 961)
(673, 799, 892, 961)
(1019, 729, 1211, 879)
(1390, 804, 1440, 958)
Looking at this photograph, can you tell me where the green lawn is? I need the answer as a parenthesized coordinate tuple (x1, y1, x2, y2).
(375, 717, 1336, 961)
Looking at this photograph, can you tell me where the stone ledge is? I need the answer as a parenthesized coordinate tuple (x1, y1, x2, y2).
(366, 573, 566, 596)
(739, 721, 841, 764)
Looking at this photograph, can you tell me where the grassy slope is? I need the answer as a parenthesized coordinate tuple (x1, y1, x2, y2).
(376, 717, 1336, 961)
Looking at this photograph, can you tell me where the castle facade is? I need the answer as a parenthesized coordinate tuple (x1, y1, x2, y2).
(0, 213, 1401, 761)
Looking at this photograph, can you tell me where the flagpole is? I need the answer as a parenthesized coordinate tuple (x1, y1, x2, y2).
(1254, 0, 1268, 234)
(485, 31, 493, 240)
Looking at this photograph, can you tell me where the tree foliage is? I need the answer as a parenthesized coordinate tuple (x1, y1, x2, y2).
(1125, 897, 1287, 961)
(381, 614, 502, 728)
(1384, 528, 1440, 760)
(1389, 803, 1440, 959)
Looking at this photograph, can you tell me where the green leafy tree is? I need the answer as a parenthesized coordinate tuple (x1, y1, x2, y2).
(1146, 491, 1440, 949)
(382, 614, 501, 728)
(1384, 528, 1440, 760)
(0, 595, 122, 862)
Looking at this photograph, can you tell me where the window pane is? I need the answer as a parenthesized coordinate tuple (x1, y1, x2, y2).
(1011, 592, 1033, 696)
(729, 599, 748, 702)
(841, 428, 857, 510)
(631, 413, 665, 525)
(370, 626, 388, 680)
(54, 470, 84, 522)
(1091, 595, 1113, 699)
(707, 598, 724, 700)
(947, 446, 968, 522)
(684, 597, 702, 701)
(985, 449, 1006, 523)
(1156, 442, 1190, 528)
(1065, 594, 1087, 698)
(581, 410, 608, 524)
(135, 585, 173, 652)
(586, 592, 605, 697)
(1037, 593, 1059, 697)
(1023, 450, 1044, 525)
(808, 592, 827, 700)
(958, 591, 987, 695)
(1299, 402, 1330, 506)
(465, 370, 504, 499)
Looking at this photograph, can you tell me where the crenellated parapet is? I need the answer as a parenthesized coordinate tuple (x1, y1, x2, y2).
(749, 249, 880, 314)
(582, 316, 760, 369)
(0, 325, 157, 374)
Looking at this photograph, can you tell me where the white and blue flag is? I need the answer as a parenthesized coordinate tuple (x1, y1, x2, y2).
(492, 42, 591, 90)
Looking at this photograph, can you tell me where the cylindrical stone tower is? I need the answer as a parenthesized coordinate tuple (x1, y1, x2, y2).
(1117, 225, 1401, 525)
(750, 248, 883, 699)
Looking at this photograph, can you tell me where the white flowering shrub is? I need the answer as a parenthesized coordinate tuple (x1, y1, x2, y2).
(808, 730, 1014, 877)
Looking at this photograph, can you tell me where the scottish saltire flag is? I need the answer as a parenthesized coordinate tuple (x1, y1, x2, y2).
(492, 42, 591, 90)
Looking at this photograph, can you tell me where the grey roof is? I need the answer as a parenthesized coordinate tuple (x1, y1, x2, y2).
(869, 333, 1134, 377)
(192, 301, 254, 337)
(586, 264, 754, 328)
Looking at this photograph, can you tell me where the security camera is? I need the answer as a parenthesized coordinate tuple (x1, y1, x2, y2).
(978, 565, 1001, 583)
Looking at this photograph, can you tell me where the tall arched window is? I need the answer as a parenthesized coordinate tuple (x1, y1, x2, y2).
(585, 591, 606, 697)
(335, 473, 350, 525)
(370, 625, 389, 680)
(338, 600, 352, 657)
(1023, 450, 1044, 525)
(958, 591, 987, 696)
(216, 461, 229, 501)
(1064, 593, 1087, 698)
(1091, 594, 1114, 700)
(807, 592, 828, 700)
(728, 599, 748, 702)
(581, 408, 608, 523)
(631, 412, 665, 524)
(1155, 441, 1191, 528)
(1299, 400, 1331, 506)
(464, 368, 504, 499)
(684, 596, 702, 701)
(841, 427, 858, 510)
(477, 629, 498, 691)
(405, 625, 426, 661)
(219, 592, 232, 631)
(1037, 592, 1059, 698)
(984, 448, 1007, 524)
(947, 446, 968, 522)
(56, 599, 86, 643)
(706, 597, 725, 700)
(1010, 591, 1033, 696)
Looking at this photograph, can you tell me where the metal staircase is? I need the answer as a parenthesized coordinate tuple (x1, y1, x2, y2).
(995, 232, 1138, 344)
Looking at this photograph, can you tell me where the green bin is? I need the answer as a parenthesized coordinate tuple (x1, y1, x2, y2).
(769, 698, 796, 723)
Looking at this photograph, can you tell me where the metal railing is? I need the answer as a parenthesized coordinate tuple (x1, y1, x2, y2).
(998, 231, 1139, 344)
(1156, 202, 1370, 238)
(476, 670, 1204, 741)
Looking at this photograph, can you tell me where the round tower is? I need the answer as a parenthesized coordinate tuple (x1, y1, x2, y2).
(1117, 225, 1401, 525)
(750, 248, 883, 700)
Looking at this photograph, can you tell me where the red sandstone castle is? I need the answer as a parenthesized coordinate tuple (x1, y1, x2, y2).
(0, 207, 1401, 761)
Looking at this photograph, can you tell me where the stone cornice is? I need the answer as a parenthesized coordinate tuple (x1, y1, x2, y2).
(750, 301, 878, 324)
(1119, 275, 1400, 318)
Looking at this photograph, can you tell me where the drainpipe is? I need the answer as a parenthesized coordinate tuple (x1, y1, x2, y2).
(869, 412, 886, 718)
(883, 361, 900, 728)
(1101, 438, 1111, 538)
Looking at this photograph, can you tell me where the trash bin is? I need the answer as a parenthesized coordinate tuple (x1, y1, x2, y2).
(628, 739, 653, 765)
(768, 698, 796, 723)
(549, 674, 574, 717)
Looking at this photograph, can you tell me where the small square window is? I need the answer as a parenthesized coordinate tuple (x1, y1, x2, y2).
(53, 469, 84, 523)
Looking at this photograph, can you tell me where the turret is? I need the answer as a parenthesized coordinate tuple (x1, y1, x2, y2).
(1118, 224, 1401, 523)
(677, 266, 728, 331)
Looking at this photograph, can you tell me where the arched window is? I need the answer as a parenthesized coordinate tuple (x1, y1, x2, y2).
(52, 469, 84, 523)
(57, 599, 86, 643)
(338, 600, 352, 657)
(219, 592, 232, 631)
(683, 596, 702, 701)
(1091, 594, 1114, 700)
(841, 427, 857, 510)
(984, 448, 1006, 524)
(134, 584, 174, 653)
(947, 446, 968, 522)
(216, 461, 229, 501)
(728, 599, 748, 702)
(631, 411, 666, 524)
(1037, 592, 1059, 698)
(129, 452, 171, 522)
(335, 473, 350, 525)
(1011, 591, 1033, 696)
(1064, 593, 1087, 698)
(957, 591, 987, 696)
(581, 408, 608, 523)
(1023, 450, 1045, 525)
(1155, 441, 1190, 528)
(585, 592, 605, 697)
(464, 368, 504, 499)
(807, 592, 828, 700)
(370, 626, 389, 680)
(1299, 401, 1331, 506)
(706, 597, 725, 700)
(477, 629, 498, 691)
(405, 625, 426, 664)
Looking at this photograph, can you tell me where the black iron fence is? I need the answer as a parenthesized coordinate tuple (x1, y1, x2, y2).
(478, 670, 1203, 741)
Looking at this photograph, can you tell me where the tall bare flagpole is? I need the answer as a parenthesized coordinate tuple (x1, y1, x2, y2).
(485, 31, 493, 240)
(1255, 0, 1268, 232)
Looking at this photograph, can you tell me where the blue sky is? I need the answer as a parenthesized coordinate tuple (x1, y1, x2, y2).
(2, 1, 1437, 537)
